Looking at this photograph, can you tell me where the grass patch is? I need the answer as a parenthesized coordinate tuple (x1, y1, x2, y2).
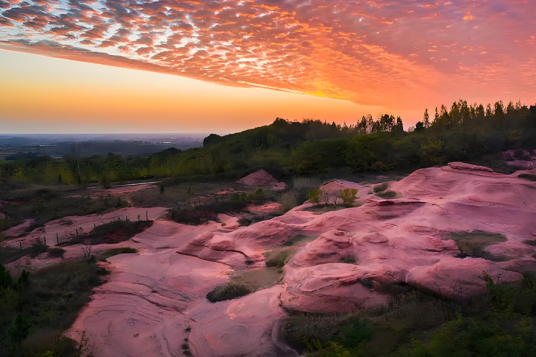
(206, 283, 252, 303)
(280, 313, 356, 351)
(445, 230, 508, 261)
(373, 182, 389, 193)
(206, 266, 283, 303)
(170, 206, 219, 225)
(237, 214, 269, 226)
(518, 173, 536, 182)
(47, 247, 65, 258)
(99, 247, 139, 261)
(0, 246, 33, 265)
(0, 241, 51, 265)
(229, 267, 282, 290)
(170, 196, 255, 225)
(278, 190, 300, 213)
(0, 191, 129, 234)
(281, 275, 536, 356)
(303, 204, 349, 214)
(0, 259, 105, 356)
(65, 219, 152, 245)
(264, 249, 294, 268)
(376, 190, 398, 199)
(340, 256, 358, 264)
(283, 234, 319, 247)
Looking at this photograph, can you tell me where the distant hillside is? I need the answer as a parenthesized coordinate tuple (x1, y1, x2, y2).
(0, 100, 535, 184)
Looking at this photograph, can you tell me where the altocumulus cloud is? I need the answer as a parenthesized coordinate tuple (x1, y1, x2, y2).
(0, 0, 535, 109)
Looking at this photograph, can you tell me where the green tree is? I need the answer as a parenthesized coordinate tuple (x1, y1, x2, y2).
(307, 188, 323, 205)
(338, 188, 358, 207)
(17, 270, 30, 287)
(424, 109, 430, 128)
(0, 265, 13, 289)
(420, 140, 445, 166)
(8, 315, 32, 351)
(100, 175, 110, 189)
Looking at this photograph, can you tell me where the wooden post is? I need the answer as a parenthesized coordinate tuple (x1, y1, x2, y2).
(56, 233, 59, 245)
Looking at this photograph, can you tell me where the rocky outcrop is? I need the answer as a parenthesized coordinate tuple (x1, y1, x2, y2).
(237, 169, 287, 191)
(10, 162, 534, 357)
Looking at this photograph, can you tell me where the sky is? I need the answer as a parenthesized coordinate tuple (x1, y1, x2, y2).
(0, 0, 535, 133)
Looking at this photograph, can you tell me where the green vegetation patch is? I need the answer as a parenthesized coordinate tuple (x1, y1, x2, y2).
(229, 267, 282, 291)
(66, 219, 152, 245)
(206, 267, 283, 303)
(99, 247, 139, 261)
(283, 234, 319, 247)
(0, 241, 51, 265)
(303, 205, 349, 214)
(264, 248, 294, 268)
(373, 182, 389, 193)
(0, 259, 105, 356)
(170, 188, 274, 225)
(281, 274, 536, 356)
(339, 256, 358, 264)
(376, 190, 398, 199)
(0, 189, 129, 234)
(206, 283, 252, 303)
(1, 101, 535, 188)
(446, 230, 508, 261)
(280, 313, 372, 354)
(278, 190, 301, 213)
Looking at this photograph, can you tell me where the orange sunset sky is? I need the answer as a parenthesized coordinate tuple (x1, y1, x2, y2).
(0, 0, 535, 133)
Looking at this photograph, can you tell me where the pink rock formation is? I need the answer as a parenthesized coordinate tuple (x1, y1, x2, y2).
(507, 161, 536, 170)
(237, 169, 288, 191)
(247, 202, 282, 215)
(3, 219, 35, 238)
(448, 162, 494, 172)
(218, 214, 240, 230)
(7, 162, 536, 356)
(502, 150, 536, 170)
(316, 179, 371, 205)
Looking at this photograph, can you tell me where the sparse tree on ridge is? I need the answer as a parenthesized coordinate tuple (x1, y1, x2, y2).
(486, 103, 493, 117)
(434, 107, 440, 125)
(424, 109, 430, 128)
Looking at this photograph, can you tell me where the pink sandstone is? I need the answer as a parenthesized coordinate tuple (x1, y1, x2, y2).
(4, 162, 536, 356)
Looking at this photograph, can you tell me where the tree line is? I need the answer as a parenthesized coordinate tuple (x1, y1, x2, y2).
(0, 100, 534, 185)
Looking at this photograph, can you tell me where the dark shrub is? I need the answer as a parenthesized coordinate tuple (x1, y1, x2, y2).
(206, 283, 252, 303)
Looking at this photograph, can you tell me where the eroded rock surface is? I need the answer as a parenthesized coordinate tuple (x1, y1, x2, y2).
(5, 163, 536, 357)
(237, 169, 287, 191)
